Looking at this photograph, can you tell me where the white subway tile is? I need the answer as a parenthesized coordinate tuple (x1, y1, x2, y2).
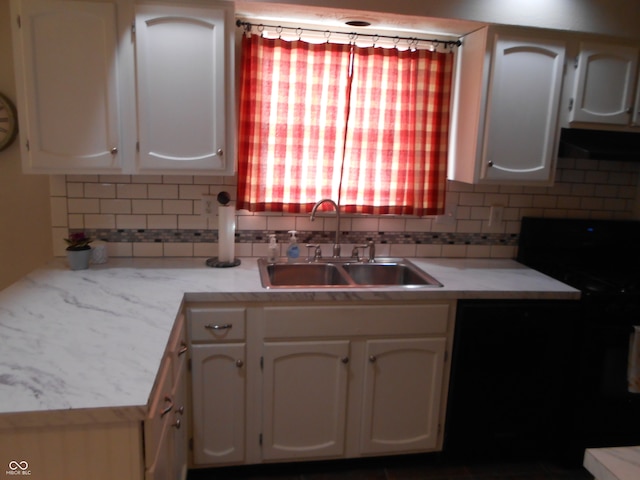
(133, 243, 163, 257)
(68, 214, 84, 229)
(441, 244, 467, 257)
(238, 215, 268, 231)
(100, 175, 131, 183)
(52, 227, 68, 257)
(163, 243, 194, 257)
(100, 199, 132, 214)
(132, 199, 163, 214)
(66, 182, 84, 198)
(389, 243, 416, 257)
(405, 218, 433, 232)
(85, 183, 116, 198)
(179, 184, 210, 199)
(68, 198, 100, 214)
(234, 243, 252, 257)
(267, 216, 296, 231)
(117, 184, 148, 199)
(132, 175, 162, 184)
(466, 245, 492, 258)
(378, 218, 405, 232)
(107, 242, 133, 257)
(194, 242, 216, 257)
(116, 215, 147, 229)
(163, 200, 193, 215)
(67, 174, 98, 182)
(84, 214, 116, 229)
(148, 215, 178, 229)
(163, 175, 193, 184)
(149, 184, 179, 199)
(416, 244, 442, 257)
(178, 215, 207, 230)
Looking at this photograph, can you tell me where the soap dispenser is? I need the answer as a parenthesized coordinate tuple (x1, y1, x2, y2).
(267, 234, 278, 263)
(286, 230, 300, 263)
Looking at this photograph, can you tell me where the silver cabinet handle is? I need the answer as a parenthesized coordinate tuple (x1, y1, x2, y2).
(178, 342, 188, 356)
(172, 418, 182, 429)
(160, 395, 173, 418)
(205, 323, 232, 330)
(341, 357, 349, 364)
(110, 147, 118, 155)
(236, 359, 244, 368)
(487, 160, 494, 167)
(369, 355, 377, 363)
(216, 148, 224, 157)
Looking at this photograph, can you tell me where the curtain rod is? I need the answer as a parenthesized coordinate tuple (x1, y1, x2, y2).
(235, 19, 462, 48)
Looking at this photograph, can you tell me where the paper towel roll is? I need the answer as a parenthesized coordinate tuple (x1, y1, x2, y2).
(90, 240, 108, 264)
(218, 204, 236, 263)
(628, 325, 640, 393)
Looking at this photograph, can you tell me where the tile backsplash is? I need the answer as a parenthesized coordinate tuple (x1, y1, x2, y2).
(50, 157, 639, 259)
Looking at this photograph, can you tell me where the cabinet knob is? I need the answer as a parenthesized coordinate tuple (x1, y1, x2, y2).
(205, 323, 232, 330)
(487, 160, 494, 167)
(178, 342, 188, 356)
(160, 395, 173, 418)
(216, 148, 224, 157)
(341, 357, 349, 364)
(110, 147, 118, 155)
(172, 418, 182, 430)
(369, 355, 377, 363)
(236, 359, 244, 368)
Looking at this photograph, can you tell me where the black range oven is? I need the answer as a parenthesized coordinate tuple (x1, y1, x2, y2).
(517, 217, 640, 461)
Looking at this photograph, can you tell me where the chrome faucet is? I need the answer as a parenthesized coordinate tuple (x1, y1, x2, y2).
(310, 198, 341, 258)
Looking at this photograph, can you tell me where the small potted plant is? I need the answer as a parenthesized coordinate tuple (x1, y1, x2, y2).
(64, 232, 93, 270)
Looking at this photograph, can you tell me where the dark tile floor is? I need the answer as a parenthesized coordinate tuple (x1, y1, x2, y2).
(187, 455, 593, 480)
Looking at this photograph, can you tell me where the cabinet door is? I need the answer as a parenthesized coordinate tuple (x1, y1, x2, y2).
(482, 35, 565, 182)
(262, 340, 350, 461)
(135, 5, 230, 173)
(569, 43, 639, 125)
(191, 343, 245, 465)
(12, 0, 121, 173)
(360, 338, 446, 455)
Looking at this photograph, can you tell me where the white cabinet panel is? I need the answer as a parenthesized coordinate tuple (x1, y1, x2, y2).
(191, 343, 246, 465)
(135, 5, 229, 173)
(12, 0, 121, 172)
(569, 43, 639, 125)
(482, 36, 565, 182)
(262, 340, 350, 461)
(360, 338, 446, 454)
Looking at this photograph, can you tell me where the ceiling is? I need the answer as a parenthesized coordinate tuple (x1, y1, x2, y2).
(234, 1, 484, 39)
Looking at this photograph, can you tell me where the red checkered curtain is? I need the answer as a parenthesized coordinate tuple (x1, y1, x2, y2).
(237, 34, 453, 216)
(237, 34, 352, 213)
(341, 47, 453, 216)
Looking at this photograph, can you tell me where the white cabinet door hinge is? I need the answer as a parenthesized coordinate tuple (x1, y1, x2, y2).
(16, 15, 21, 28)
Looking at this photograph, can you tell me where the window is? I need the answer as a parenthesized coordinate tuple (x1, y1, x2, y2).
(237, 32, 454, 216)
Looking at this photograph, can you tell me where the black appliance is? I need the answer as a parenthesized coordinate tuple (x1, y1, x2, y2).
(558, 128, 640, 162)
(517, 217, 640, 462)
(445, 299, 581, 463)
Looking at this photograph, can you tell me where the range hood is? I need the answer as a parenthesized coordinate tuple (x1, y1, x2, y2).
(558, 128, 640, 161)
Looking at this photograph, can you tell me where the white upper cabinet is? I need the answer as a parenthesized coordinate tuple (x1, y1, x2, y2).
(11, 0, 122, 173)
(449, 28, 566, 185)
(134, 4, 233, 174)
(567, 42, 639, 127)
(10, 0, 235, 175)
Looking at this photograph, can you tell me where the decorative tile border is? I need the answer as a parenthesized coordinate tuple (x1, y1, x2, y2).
(72, 228, 519, 247)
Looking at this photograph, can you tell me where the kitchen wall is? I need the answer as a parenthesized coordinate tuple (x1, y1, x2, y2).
(51, 156, 639, 260)
(0, 5, 52, 291)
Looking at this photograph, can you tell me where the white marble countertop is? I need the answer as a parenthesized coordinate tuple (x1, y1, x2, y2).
(0, 256, 579, 428)
(584, 446, 640, 480)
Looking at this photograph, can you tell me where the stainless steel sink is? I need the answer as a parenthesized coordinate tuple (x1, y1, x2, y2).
(342, 261, 442, 287)
(259, 261, 351, 288)
(258, 258, 442, 289)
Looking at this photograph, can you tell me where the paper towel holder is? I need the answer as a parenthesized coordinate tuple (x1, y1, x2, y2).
(206, 191, 242, 268)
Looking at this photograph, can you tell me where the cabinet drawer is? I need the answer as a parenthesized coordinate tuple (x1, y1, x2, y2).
(264, 304, 450, 339)
(189, 307, 246, 342)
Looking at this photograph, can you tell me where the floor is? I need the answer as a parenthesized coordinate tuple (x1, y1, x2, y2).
(187, 455, 594, 480)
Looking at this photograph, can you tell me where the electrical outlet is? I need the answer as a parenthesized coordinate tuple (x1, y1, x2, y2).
(201, 194, 217, 219)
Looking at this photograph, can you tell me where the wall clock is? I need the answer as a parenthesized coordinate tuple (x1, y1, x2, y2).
(0, 92, 18, 152)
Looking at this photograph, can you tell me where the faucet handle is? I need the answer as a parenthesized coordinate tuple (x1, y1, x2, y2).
(351, 244, 369, 262)
(305, 244, 322, 262)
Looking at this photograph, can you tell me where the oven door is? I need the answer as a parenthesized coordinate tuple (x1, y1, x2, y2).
(573, 302, 640, 449)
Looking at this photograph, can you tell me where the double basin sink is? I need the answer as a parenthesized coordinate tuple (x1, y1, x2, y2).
(258, 257, 443, 289)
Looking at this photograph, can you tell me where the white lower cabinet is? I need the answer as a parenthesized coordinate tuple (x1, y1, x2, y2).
(187, 302, 454, 469)
(261, 340, 350, 460)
